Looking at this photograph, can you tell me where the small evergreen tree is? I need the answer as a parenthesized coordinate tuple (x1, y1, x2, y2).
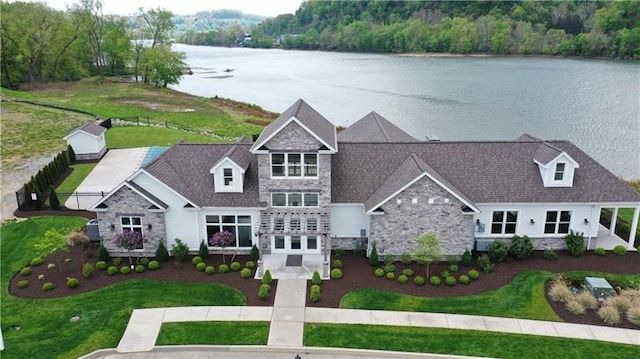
(48, 185, 60, 210)
(461, 248, 473, 266)
(250, 244, 260, 261)
(155, 240, 170, 262)
(565, 230, 586, 257)
(98, 243, 110, 261)
(67, 145, 76, 163)
(368, 242, 380, 266)
(198, 239, 210, 259)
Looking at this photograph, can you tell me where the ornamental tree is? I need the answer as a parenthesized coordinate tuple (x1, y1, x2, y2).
(209, 230, 235, 263)
(113, 230, 143, 265)
(412, 233, 442, 278)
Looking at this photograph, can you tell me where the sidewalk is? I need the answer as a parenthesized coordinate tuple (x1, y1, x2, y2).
(115, 279, 640, 354)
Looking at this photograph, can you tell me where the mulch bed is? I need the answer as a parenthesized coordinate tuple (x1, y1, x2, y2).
(9, 246, 640, 328)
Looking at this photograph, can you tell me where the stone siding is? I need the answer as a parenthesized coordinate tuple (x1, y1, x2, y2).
(332, 237, 367, 251)
(266, 121, 325, 151)
(76, 146, 106, 161)
(95, 186, 166, 257)
(369, 177, 474, 256)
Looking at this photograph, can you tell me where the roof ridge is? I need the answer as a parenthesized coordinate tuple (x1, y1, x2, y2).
(372, 112, 391, 141)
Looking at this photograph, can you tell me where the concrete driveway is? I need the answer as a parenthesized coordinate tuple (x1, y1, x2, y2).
(65, 148, 149, 210)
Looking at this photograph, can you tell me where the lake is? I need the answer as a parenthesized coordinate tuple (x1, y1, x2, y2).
(172, 44, 640, 180)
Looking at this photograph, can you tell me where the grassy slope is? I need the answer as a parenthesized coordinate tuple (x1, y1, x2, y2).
(0, 217, 247, 358)
(105, 126, 225, 148)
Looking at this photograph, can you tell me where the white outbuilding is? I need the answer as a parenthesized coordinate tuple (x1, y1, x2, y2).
(64, 122, 107, 160)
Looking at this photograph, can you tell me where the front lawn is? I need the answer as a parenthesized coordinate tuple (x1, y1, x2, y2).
(156, 322, 269, 345)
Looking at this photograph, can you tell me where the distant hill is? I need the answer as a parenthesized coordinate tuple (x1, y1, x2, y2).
(173, 10, 265, 35)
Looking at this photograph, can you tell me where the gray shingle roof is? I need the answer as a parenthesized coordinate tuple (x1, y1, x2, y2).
(338, 112, 417, 143)
(251, 99, 337, 152)
(533, 142, 564, 165)
(218, 143, 252, 171)
(67, 122, 106, 137)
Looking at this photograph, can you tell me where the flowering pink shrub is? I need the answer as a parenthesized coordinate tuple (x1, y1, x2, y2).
(112, 230, 143, 250)
(209, 230, 235, 263)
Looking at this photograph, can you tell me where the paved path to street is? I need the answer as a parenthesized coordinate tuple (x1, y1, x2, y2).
(112, 278, 639, 356)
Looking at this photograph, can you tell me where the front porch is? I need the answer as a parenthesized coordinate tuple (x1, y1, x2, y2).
(256, 254, 329, 280)
(592, 224, 633, 250)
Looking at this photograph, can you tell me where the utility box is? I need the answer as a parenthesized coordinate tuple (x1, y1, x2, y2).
(584, 277, 614, 299)
(86, 219, 101, 243)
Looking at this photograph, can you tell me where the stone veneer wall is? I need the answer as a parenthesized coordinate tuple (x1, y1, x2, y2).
(96, 186, 166, 257)
(331, 237, 367, 251)
(369, 177, 474, 256)
(75, 146, 107, 161)
(485, 237, 572, 251)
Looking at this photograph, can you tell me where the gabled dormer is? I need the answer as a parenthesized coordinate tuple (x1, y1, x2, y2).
(210, 144, 251, 193)
(533, 142, 579, 187)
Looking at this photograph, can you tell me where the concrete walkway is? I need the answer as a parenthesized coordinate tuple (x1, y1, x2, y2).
(115, 279, 640, 354)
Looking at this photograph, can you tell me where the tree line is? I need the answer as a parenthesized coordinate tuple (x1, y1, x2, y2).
(1, 0, 187, 89)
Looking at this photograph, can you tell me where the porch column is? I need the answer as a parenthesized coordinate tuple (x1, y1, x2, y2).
(628, 206, 639, 250)
(610, 207, 619, 236)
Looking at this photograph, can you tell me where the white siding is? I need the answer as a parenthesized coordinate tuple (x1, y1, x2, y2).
(67, 132, 104, 155)
(198, 209, 260, 249)
(331, 204, 369, 237)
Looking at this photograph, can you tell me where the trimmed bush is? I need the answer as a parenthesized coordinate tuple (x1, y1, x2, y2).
(30, 257, 43, 266)
(334, 249, 345, 257)
(230, 261, 242, 271)
(468, 269, 480, 280)
(383, 264, 396, 273)
(487, 240, 508, 263)
(310, 284, 321, 302)
(240, 268, 252, 278)
(397, 274, 409, 284)
(597, 305, 621, 325)
(82, 262, 95, 278)
(461, 249, 473, 266)
(330, 268, 343, 279)
(135, 264, 145, 273)
(626, 307, 640, 326)
(332, 259, 343, 269)
(98, 244, 110, 261)
(575, 291, 598, 310)
(448, 264, 459, 273)
(441, 270, 451, 279)
(198, 239, 210, 259)
(96, 261, 107, 270)
(509, 235, 533, 260)
(612, 245, 627, 256)
(374, 268, 385, 277)
(20, 267, 32, 276)
(155, 241, 170, 262)
(139, 257, 150, 265)
(402, 268, 414, 277)
(193, 262, 205, 271)
(258, 284, 269, 300)
(262, 270, 273, 285)
(565, 300, 585, 315)
(386, 272, 395, 280)
(205, 265, 215, 274)
(250, 244, 260, 261)
(219, 264, 230, 274)
(368, 242, 380, 266)
(67, 278, 80, 288)
(477, 254, 495, 273)
(543, 248, 557, 261)
(414, 275, 425, 286)
(192, 256, 203, 265)
(112, 257, 122, 266)
(107, 266, 118, 275)
(171, 239, 190, 262)
(312, 271, 322, 285)
(594, 247, 606, 256)
(42, 282, 55, 291)
(400, 253, 412, 265)
(458, 274, 470, 285)
(548, 281, 572, 303)
(430, 276, 441, 286)
(17, 280, 30, 289)
(565, 230, 586, 257)
(120, 266, 131, 275)
(148, 260, 160, 270)
(245, 261, 256, 270)
(445, 276, 457, 286)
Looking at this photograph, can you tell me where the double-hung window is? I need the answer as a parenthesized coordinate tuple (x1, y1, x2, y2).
(271, 153, 318, 178)
(544, 211, 571, 234)
(223, 168, 233, 186)
(120, 216, 143, 249)
(271, 193, 319, 207)
(491, 211, 518, 234)
(554, 163, 566, 181)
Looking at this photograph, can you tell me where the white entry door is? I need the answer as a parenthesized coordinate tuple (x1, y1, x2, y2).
(271, 235, 320, 254)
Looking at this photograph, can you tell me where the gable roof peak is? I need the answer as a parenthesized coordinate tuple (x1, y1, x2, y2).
(338, 111, 417, 143)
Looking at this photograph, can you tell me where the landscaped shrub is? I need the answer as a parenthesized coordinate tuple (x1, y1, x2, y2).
(82, 262, 95, 278)
(198, 239, 210, 259)
(565, 300, 585, 315)
(312, 271, 322, 285)
(402, 268, 414, 277)
(334, 249, 345, 257)
(30, 257, 43, 266)
(135, 264, 145, 273)
(575, 291, 598, 310)
(310, 284, 321, 302)
(626, 307, 640, 326)
(441, 270, 451, 279)
(245, 261, 256, 269)
(543, 248, 557, 261)
(414, 275, 425, 286)
(67, 231, 89, 247)
(477, 254, 495, 273)
(219, 264, 230, 274)
(619, 289, 640, 306)
(565, 230, 586, 257)
(112, 257, 122, 266)
(620, 223, 631, 233)
(509, 235, 533, 259)
(230, 261, 242, 271)
(250, 244, 260, 261)
(461, 249, 472, 266)
(107, 266, 118, 275)
(430, 276, 441, 286)
(171, 239, 189, 262)
(400, 252, 412, 265)
(637, 245, 640, 255)
(98, 244, 110, 261)
(458, 275, 470, 285)
(20, 267, 32, 276)
(548, 281, 572, 303)
(148, 260, 160, 270)
(594, 247, 606, 256)
(332, 259, 343, 269)
(468, 269, 480, 280)
(331, 268, 343, 279)
(374, 268, 385, 277)
(445, 276, 457, 286)
(262, 270, 273, 285)
(258, 284, 269, 300)
(205, 265, 215, 274)
(368, 242, 380, 266)
(17, 280, 30, 289)
(120, 266, 131, 275)
(487, 240, 508, 263)
(155, 241, 170, 262)
(613, 245, 627, 256)
(448, 264, 459, 272)
(192, 256, 203, 265)
(383, 263, 396, 273)
(606, 295, 632, 314)
(193, 262, 205, 271)
(597, 305, 621, 325)
(139, 257, 150, 265)
(67, 278, 80, 288)
(240, 268, 252, 278)
(397, 274, 409, 284)
(386, 272, 395, 280)
(42, 282, 55, 291)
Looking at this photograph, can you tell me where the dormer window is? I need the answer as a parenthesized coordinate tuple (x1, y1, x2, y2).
(271, 153, 317, 178)
(223, 168, 233, 186)
(554, 163, 565, 181)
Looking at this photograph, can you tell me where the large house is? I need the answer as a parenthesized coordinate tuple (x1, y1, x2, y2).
(91, 99, 640, 263)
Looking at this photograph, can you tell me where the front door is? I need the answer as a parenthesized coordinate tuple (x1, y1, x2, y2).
(271, 235, 320, 254)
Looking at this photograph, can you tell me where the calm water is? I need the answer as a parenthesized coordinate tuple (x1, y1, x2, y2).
(172, 44, 640, 180)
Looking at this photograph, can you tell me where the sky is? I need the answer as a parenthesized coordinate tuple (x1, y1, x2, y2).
(23, 0, 304, 17)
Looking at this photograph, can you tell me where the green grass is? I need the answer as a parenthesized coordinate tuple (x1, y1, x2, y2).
(106, 126, 226, 148)
(0, 217, 248, 359)
(304, 324, 640, 359)
(340, 270, 561, 321)
(156, 322, 269, 345)
(618, 208, 638, 228)
(56, 163, 98, 193)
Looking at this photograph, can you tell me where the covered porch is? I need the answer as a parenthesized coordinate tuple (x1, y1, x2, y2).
(597, 206, 639, 251)
(255, 254, 329, 280)
(591, 224, 631, 250)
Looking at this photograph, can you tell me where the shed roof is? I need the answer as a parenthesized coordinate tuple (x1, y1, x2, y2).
(64, 122, 106, 139)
